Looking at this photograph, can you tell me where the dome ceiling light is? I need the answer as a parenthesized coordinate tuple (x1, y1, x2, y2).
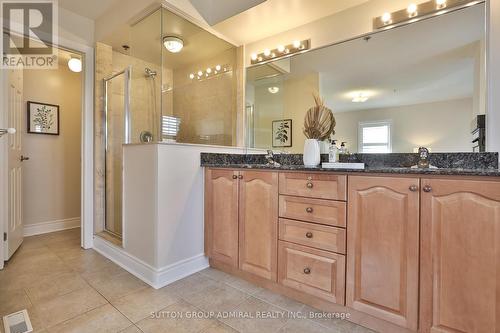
(163, 36, 184, 53)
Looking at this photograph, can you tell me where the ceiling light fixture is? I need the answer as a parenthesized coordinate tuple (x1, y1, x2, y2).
(250, 39, 311, 65)
(268, 87, 279, 94)
(68, 56, 82, 72)
(374, 0, 478, 30)
(163, 36, 184, 53)
(351, 92, 369, 103)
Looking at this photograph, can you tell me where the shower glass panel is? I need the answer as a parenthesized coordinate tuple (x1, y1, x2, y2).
(104, 68, 130, 237)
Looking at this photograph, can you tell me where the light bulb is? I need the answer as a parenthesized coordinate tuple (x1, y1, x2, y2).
(263, 49, 271, 57)
(189, 73, 195, 79)
(198, 71, 203, 76)
(293, 40, 301, 48)
(407, 3, 417, 16)
(277, 45, 285, 53)
(381, 12, 392, 24)
(215, 65, 221, 71)
(68, 57, 82, 72)
(251, 53, 257, 61)
(206, 68, 212, 74)
(268, 87, 279, 94)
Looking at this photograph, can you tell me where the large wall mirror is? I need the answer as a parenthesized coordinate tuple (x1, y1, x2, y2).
(246, 3, 486, 154)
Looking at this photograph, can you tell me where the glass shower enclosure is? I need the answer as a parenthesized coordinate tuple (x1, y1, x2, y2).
(103, 67, 130, 237)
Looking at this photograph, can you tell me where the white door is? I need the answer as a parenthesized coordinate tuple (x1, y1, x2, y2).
(5, 69, 23, 260)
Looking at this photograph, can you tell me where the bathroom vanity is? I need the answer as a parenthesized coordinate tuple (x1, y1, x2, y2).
(202, 155, 500, 333)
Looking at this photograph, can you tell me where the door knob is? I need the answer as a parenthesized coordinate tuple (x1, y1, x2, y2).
(306, 182, 313, 188)
(303, 267, 311, 274)
(20, 155, 29, 162)
(232, 175, 237, 179)
(423, 185, 432, 193)
(0, 128, 16, 137)
(409, 185, 418, 192)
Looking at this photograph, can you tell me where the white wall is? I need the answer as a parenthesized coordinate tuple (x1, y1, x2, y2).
(334, 98, 473, 153)
(22, 65, 82, 227)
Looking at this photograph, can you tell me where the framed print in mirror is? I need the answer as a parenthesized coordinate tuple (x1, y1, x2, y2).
(27, 101, 60, 135)
(272, 119, 292, 147)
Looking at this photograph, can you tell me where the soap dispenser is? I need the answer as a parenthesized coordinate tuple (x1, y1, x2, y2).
(339, 142, 347, 154)
(329, 140, 338, 163)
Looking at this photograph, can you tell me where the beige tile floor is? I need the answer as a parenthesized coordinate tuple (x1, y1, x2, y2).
(0, 229, 374, 333)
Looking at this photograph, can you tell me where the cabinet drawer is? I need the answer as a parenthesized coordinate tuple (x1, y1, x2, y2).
(279, 195, 346, 227)
(279, 219, 346, 254)
(278, 241, 345, 305)
(279, 172, 346, 201)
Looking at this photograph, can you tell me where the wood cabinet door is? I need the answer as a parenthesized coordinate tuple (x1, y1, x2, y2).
(347, 176, 420, 330)
(239, 171, 279, 281)
(420, 178, 500, 333)
(204, 169, 239, 267)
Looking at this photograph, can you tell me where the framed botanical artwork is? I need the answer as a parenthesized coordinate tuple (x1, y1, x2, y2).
(27, 101, 60, 135)
(272, 119, 292, 147)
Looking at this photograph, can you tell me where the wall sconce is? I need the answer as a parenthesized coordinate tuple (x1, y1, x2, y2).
(373, 0, 483, 30)
(188, 64, 231, 81)
(250, 39, 311, 65)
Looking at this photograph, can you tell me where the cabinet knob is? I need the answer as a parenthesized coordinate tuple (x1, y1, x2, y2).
(303, 267, 311, 274)
(232, 175, 237, 179)
(306, 182, 313, 189)
(305, 207, 313, 213)
(238, 175, 243, 180)
(423, 185, 432, 193)
(305, 232, 313, 238)
(409, 185, 418, 192)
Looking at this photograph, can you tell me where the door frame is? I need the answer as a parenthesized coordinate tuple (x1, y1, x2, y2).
(0, 36, 94, 268)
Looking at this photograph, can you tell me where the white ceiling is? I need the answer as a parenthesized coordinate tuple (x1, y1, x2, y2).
(58, 0, 121, 19)
(213, 0, 370, 45)
(249, 4, 485, 113)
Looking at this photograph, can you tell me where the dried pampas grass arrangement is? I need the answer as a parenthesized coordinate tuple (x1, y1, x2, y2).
(303, 94, 336, 141)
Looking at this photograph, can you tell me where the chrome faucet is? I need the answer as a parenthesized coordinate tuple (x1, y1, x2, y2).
(265, 150, 281, 167)
(417, 147, 430, 168)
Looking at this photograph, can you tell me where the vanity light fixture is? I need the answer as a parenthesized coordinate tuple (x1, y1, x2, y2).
(436, 0, 447, 9)
(250, 39, 311, 65)
(373, 0, 483, 30)
(381, 12, 392, 24)
(189, 64, 231, 81)
(68, 56, 82, 72)
(407, 3, 418, 17)
(268, 86, 280, 94)
(163, 36, 184, 53)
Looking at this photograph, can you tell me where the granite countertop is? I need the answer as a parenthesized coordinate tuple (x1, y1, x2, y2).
(200, 152, 500, 177)
(200, 163, 500, 177)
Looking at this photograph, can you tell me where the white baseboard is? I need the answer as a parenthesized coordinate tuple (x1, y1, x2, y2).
(23, 217, 80, 237)
(93, 236, 209, 289)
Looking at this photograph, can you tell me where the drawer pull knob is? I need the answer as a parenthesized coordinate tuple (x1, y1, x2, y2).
(409, 185, 418, 192)
(305, 232, 313, 238)
(423, 185, 432, 193)
(306, 207, 313, 213)
(232, 175, 238, 179)
(238, 175, 243, 179)
(306, 182, 313, 189)
(303, 267, 311, 274)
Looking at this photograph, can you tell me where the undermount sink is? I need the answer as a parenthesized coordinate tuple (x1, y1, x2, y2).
(321, 162, 365, 170)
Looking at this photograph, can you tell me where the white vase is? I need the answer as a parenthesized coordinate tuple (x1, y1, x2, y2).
(303, 139, 320, 167)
